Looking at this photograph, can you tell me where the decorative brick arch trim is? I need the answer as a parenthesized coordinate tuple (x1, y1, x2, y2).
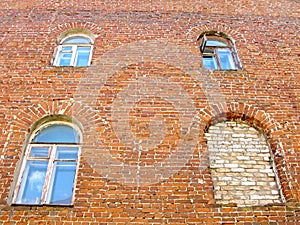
(8, 100, 98, 146)
(199, 102, 299, 202)
(187, 24, 246, 44)
(50, 22, 102, 39)
(199, 102, 284, 137)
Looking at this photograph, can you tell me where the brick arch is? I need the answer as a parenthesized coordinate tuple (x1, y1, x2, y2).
(50, 22, 102, 38)
(8, 100, 99, 145)
(186, 24, 246, 44)
(199, 102, 284, 137)
(199, 102, 299, 202)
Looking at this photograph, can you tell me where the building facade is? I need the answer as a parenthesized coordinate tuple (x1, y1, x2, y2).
(0, 0, 299, 224)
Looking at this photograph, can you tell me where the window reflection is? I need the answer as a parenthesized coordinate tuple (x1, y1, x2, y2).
(49, 162, 76, 204)
(16, 161, 48, 204)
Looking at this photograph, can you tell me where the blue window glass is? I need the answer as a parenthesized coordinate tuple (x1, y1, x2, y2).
(16, 161, 48, 204)
(54, 35, 93, 67)
(206, 40, 227, 47)
(48, 162, 77, 204)
(32, 124, 79, 143)
(75, 47, 91, 67)
(56, 53, 72, 66)
(30, 146, 50, 158)
(63, 36, 91, 44)
(56, 46, 73, 66)
(217, 48, 235, 70)
(56, 147, 79, 160)
(203, 56, 218, 69)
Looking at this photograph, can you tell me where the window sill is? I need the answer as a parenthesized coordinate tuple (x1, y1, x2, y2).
(53, 65, 91, 67)
(50, 65, 91, 69)
(204, 68, 245, 74)
(206, 68, 246, 79)
(11, 203, 74, 208)
(204, 68, 241, 72)
(44, 65, 91, 73)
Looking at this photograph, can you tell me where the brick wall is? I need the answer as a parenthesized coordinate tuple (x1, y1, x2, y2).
(0, 0, 299, 224)
(205, 121, 282, 206)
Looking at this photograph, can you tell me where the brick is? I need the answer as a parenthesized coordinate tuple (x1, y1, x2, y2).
(206, 122, 282, 206)
(0, 1, 299, 224)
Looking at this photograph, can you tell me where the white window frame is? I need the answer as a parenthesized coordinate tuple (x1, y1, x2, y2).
(12, 122, 82, 206)
(53, 35, 94, 67)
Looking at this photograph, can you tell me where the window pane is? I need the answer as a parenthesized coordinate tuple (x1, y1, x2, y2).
(75, 47, 91, 66)
(48, 162, 76, 205)
(30, 146, 50, 158)
(56, 52, 72, 66)
(61, 46, 73, 52)
(63, 36, 91, 44)
(206, 40, 228, 47)
(32, 124, 80, 143)
(16, 161, 48, 204)
(218, 48, 235, 69)
(203, 56, 218, 69)
(56, 147, 79, 160)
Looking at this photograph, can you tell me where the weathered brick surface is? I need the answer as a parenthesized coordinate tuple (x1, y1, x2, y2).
(205, 122, 282, 206)
(0, 0, 299, 224)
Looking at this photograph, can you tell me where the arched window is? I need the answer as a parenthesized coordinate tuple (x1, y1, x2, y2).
(199, 32, 241, 70)
(54, 35, 93, 67)
(13, 121, 82, 205)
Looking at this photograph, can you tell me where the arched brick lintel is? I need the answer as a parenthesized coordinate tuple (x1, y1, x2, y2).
(9, 100, 98, 141)
(50, 22, 102, 39)
(199, 102, 299, 203)
(199, 102, 285, 139)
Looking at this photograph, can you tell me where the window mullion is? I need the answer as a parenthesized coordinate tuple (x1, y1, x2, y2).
(230, 47, 239, 69)
(215, 48, 222, 69)
(87, 45, 93, 66)
(54, 45, 62, 66)
(40, 145, 56, 204)
(71, 145, 81, 205)
(71, 46, 77, 66)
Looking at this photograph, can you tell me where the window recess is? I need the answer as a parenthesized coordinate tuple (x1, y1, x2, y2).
(200, 34, 241, 70)
(13, 123, 81, 206)
(53, 35, 93, 67)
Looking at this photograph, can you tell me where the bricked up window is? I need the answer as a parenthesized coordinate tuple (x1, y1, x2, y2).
(205, 122, 281, 206)
(54, 35, 93, 67)
(13, 122, 81, 205)
(199, 33, 241, 70)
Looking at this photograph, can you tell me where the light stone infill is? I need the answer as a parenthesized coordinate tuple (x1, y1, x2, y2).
(205, 122, 281, 206)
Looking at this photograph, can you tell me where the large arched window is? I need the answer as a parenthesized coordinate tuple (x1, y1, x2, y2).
(13, 121, 82, 205)
(54, 35, 93, 67)
(199, 32, 241, 70)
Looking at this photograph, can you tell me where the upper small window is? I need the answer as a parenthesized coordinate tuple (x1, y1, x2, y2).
(54, 35, 93, 67)
(199, 33, 241, 70)
(13, 121, 82, 205)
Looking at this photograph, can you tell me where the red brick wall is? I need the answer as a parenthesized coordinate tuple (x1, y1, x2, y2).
(0, 0, 299, 224)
